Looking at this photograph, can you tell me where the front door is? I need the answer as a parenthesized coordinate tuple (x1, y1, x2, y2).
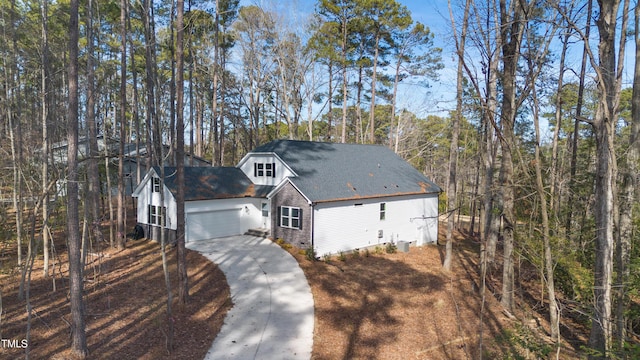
(261, 201, 270, 228)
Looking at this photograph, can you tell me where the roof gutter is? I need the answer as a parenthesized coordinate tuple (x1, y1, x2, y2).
(312, 191, 440, 204)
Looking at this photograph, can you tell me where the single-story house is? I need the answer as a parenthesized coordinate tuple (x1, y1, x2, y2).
(132, 140, 441, 256)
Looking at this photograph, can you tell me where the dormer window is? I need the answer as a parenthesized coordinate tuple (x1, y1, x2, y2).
(152, 177, 161, 192)
(254, 162, 276, 178)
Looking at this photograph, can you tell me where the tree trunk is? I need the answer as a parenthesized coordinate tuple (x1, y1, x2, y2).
(128, 11, 142, 184)
(588, 0, 627, 356)
(104, 104, 115, 248)
(530, 62, 560, 345)
(497, 0, 527, 314)
(444, 0, 470, 271)
(143, 0, 160, 168)
(368, 33, 380, 144)
(565, 0, 591, 237)
(341, 13, 348, 144)
(212, 0, 220, 165)
(176, 0, 189, 305)
(41, 0, 51, 278)
(86, 0, 105, 250)
(550, 31, 570, 234)
(390, 57, 400, 151)
(168, 0, 176, 165)
(481, 29, 501, 268)
(614, 3, 639, 351)
(116, 0, 127, 249)
(159, 163, 174, 352)
(219, 45, 227, 164)
(4, 0, 23, 268)
(356, 55, 364, 144)
(67, 0, 88, 355)
(328, 62, 333, 140)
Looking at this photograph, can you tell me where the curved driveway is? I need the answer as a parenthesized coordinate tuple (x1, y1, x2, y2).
(187, 235, 314, 360)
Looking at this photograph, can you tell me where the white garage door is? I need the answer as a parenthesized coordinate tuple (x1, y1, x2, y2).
(187, 209, 242, 242)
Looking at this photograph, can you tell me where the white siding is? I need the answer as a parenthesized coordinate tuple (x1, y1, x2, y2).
(238, 154, 295, 186)
(313, 194, 438, 256)
(135, 175, 178, 230)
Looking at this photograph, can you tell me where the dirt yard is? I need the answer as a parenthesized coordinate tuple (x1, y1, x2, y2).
(0, 239, 231, 360)
(293, 240, 500, 359)
(1, 226, 588, 359)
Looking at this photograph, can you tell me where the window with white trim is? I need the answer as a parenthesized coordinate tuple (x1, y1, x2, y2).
(148, 205, 166, 226)
(254, 162, 276, 178)
(279, 206, 301, 229)
(152, 177, 161, 193)
(380, 203, 386, 220)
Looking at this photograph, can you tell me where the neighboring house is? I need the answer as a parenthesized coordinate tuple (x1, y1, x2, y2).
(51, 134, 113, 165)
(122, 143, 211, 194)
(52, 136, 211, 196)
(132, 140, 441, 256)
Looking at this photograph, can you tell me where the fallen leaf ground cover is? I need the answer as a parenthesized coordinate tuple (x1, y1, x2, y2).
(0, 239, 230, 360)
(2, 222, 610, 360)
(288, 229, 583, 360)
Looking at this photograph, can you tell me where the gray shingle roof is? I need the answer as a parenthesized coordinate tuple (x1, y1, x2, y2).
(252, 140, 441, 202)
(154, 166, 272, 201)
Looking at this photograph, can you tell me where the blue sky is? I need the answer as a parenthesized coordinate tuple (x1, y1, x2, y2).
(232, 0, 459, 118)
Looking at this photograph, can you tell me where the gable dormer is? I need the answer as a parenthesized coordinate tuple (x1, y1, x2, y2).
(237, 153, 296, 186)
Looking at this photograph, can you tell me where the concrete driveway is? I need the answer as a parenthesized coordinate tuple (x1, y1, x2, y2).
(187, 235, 314, 360)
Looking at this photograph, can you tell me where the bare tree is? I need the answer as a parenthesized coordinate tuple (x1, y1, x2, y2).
(565, 0, 592, 237)
(615, 1, 639, 351)
(555, 0, 632, 355)
(444, 0, 471, 272)
(496, 0, 531, 313)
(588, 1, 629, 356)
(176, 0, 189, 305)
(86, 0, 104, 251)
(212, 0, 221, 165)
(527, 41, 560, 348)
(40, 0, 51, 278)
(3, 0, 24, 267)
(116, 0, 128, 250)
(67, 0, 88, 355)
(143, 0, 161, 169)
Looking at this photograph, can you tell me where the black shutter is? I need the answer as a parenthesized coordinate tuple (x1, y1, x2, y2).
(277, 206, 281, 227)
(254, 163, 258, 177)
(298, 208, 303, 230)
(272, 163, 276, 178)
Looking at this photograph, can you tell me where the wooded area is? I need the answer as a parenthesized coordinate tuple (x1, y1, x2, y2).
(1, 0, 639, 358)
